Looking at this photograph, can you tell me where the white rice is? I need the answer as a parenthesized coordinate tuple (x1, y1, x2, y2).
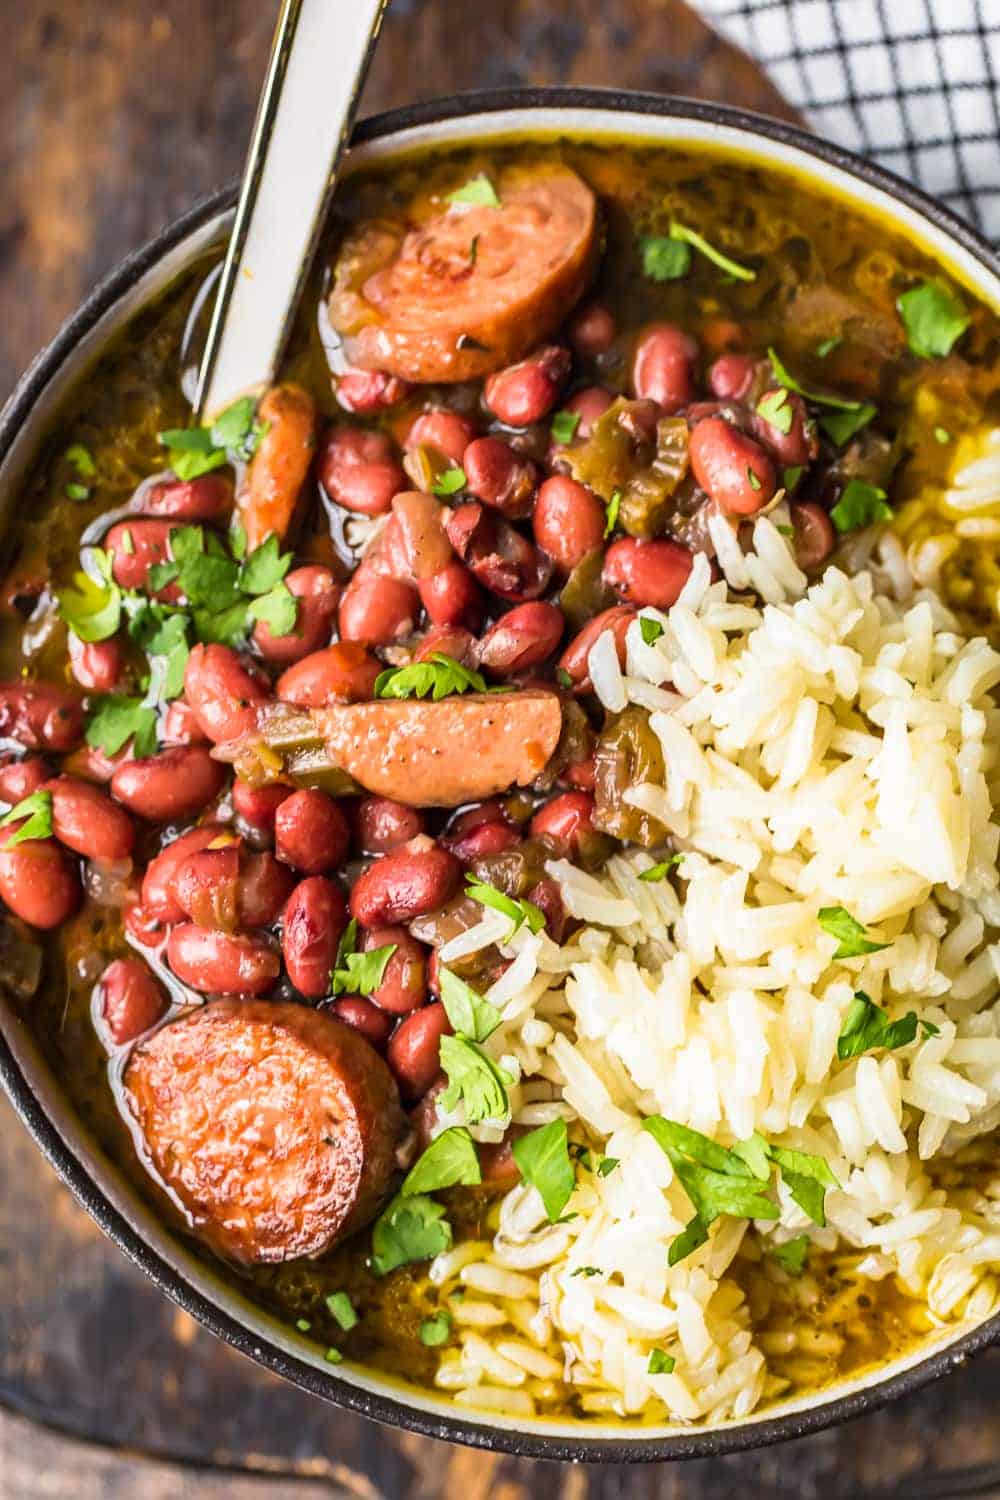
(426, 521, 1000, 1424)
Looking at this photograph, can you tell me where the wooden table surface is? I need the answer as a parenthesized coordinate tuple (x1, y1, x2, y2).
(1, 2, 1000, 1496)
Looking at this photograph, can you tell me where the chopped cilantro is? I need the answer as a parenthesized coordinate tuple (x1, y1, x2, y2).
(324, 1347, 343, 1364)
(246, 582, 298, 637)
(934, 426, 951, 444)
(325, 1291, 358, 1331)
(66, 483, 91, 502)
(668, 222, 756, 282)
(897, 280, 970, 359)
(771, 1235, 810, 1275)
(556, 667, 573, 689)
(511, 1119, 575, 1223)
(819, 403, 877, 447)
(371, 1193, 452, 1276)
(446, 175, 500, 208)
(639, 616, 665, 646)
(747, 466, 762, 491)
(597, 1156, 620, 1178)
(639, 235, 692, 282)
(465, 873, 545, 939)
(438, 966, 502, 1043)
(438, 1035, 512, 1125)
(836, 992, 933, 1060)
(830, 479, 892, 534)
(295, 1318, 311, 1332)
(374, 653, 487, 702)
(818, 905, 889, 959)
(551, 409, 582, 445)
(604, 489, 621, 538)
(420, 1312, 452, 1347)
(647, 1348, 676, 1374)
(85, 695, 158, 759)
(329, 919, 396, 998)
(432, 466, 467, 497)
(768, 347, 864, 412)
(783, 465, 804, 492)
(639, 854, 683, 882)
(0, 790, 53, 847)
(66, 443, 96, 477)
(571, 1265, 602, 1278)
(159, 396, 267, 481)
(756, 388, 794, 435)
(816, 337, 841, 358)
(402, 1126, 482, 1195)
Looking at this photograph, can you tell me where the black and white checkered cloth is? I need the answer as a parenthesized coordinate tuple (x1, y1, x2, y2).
(698, 0, 1000, 241)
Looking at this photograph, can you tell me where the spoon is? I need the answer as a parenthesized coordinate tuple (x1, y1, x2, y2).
(195, 0, 390, 421)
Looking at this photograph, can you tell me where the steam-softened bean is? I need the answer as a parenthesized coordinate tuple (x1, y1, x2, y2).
(46, 775, 135, 861)
(356, 797, 426, 855)
(445, 819, 520, 863)
(483, 345, 570, 426)
(105, 519, 180, 602)
(708, 353, 755, 401)
(0, 682, 83, 752)
(141, 824, 229, 922)
(0, 836, 80, 928)
(274, 788, 350, 874)
(413, 625, 475, 664)
(530, 791, 596, 853)
(239, 851, 297, 928)
(111, 747, 226, 822)
(791, 501, 835, 572)
(276, 641, 382, 707)
(95, 957, 168, 1048)
(463, 437, 537, 517)
(557, 604, 636, 691)
(558, 385, 613, 441)
(391, 491, 453, 579)
(338, 561, 420, 646)
(318, 425, 405, 516)
(532, 475, 605, 574)
(603, 537, 694, 609)
(335, 368, 411, 414)
(405, 409, 476, 464)
(166, 924, 280, 996)
(476, 601, 564, 675)
(689, 416, 776, 515)
(68, 632, 125, 694)
(232, 778, 292, 830)
(567, 303, 616, 359)
(139, 474, 233, 521)
(387, 1002, 452, 1099)
(252, 565, 340, 664)
(329, 995, 394, 1049)
(445, 502, 552, 602)
(350, 843, 461, 926)
(184, 643, 269, 743)
(524, 877, 567, 943)
(0, 755, 50, 803)
(175, 844, 240, 931)
(161, 700, 209, 745)
(418, 560, 483, 629)
(282, 875, 348, 998)
(750, 388, 816, 467)
(364, 925, 427, 1015)
(631, 323, 697, 412)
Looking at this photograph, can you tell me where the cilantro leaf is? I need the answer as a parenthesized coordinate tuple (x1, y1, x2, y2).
(374, 653, 487, 702)
(597, 1156, 619, 1177)
(551, 409, 582, 445)
(446, 175, 500, 208)
(86, 695, 158, 759)
(756, 389, 794, 435)
(771, 1235, 810, 1275)
(934, 426, 951, 445)
(464, 873, 545, 939)
(768, 347, 864, 412)
(668, 222, 756, 282)
(402, 1126, 482, 1195)
(371, 1193, 452, 1276)
(830, 479, 892, 534)
(897, 280, 970, 359)
(325, 1291, 358, 1331)
(0, 790, 54, 847)
(209, 396, 264, 458)
(647, 1348, 676, 1375)
(511, 1119, 576, 1223)
(769, 1146, 838, 1226)
(247, 583, 298, 638)
(438, 1035, 512, 1124)
(57, 548, 121, 643)
(66, 443, 96, 477)
(604, 489, 621, 538)
(819, 403, 877, 447)
(836, 991, 923, 1061)
(643, 1117, 781, 1265)
(639, 236, 692, 282)
(128, 605, 190, 701)
(816, 337, 841, 358)
(638, 854, 683, 882)
(66, 483, 91, 502)
(239, 534, 292, 596)
(783, 465, 803, 492)
(158, 425, 228, 482)
(817, 905, 889, 959)
(438, 965, 502, 1043)
(420, 1311, 452, 1346)
(329, 934, 396, 998)
(639, 616, 664, 646)
(431, 466, 467, 497)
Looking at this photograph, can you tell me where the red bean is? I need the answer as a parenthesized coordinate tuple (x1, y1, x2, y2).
(318, 425, 405, 516)
(708, 353, 755, 401)
(335, 368, 411, 415)
(689, 416, 776, 516)
(418, 561, 483, 630)
(484, 345, 570, 426)
(68, 632, 125, 694)
(603, 537, 694, 609)
(184, 643, 269, 743)
(356, 797, 426, 855)
(364, 925, 427, 1015)
(391, 490, 453, 580)
(161, 700, 209, 746)
(445, 819, 521, 863)
(563, 753, 597, 791)
(559, 385, 613, 441)
(631, 323, 698, 412)
(567, 303, 616, 359)
(462, 437, 537, 517)
(448, 800, 508, 837)
(0, 682, 83, 752)
(232, 778, 292, 830)
(530, 791, 596, 853)
(111, 746, 226, 822)
(95, 957, 169, 1048)
(387, 1002, 453, 1099)
(532, 475, 605, 575)
(0, 836, 80, 928)
(282, 875, 348, 998)
(252, 565, 340, 665)
(479, 1134, 522, 1186)
(791, 502, 835, 572)
(277, 642, 381, 708)
(350, 844, 461, 926)
(0, 755, 49, 803)
(525, 878, 567, 943)
(141, 825, 230, 923)
(105, 519, 180, 601)
(405, 409, 476, 465)
(139, 474, 233, 522)
(166, 924, 280, 996)
(338, 561, 419, 646)
(445, 502, 552, 602)
(557, 605, 636, 691)
(750, 389, 816, 467)
(329, 995, 394, 1049)
(477, 602, 564, 676)
(413, 625, 476, 665)
(60, 742, 128, 785)
(124, 902, 163, 948)
(46, 775, 135, 861)
(175, 844, 240, 931)
(274, 788, 350, 874)
(239, 850, 296, 928)
(702, 318, 744, 356)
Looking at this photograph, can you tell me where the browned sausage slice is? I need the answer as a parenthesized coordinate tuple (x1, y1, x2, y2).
(312, 689, 562, 807)
(123, 1000, 404, 1265)
(328, 167, 598, 384)
(237, 383, 317, 551)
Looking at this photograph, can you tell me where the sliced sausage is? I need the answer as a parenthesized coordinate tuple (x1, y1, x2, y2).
(329, 166, 598, 384)
(0, 682, 83, 753)
(238, 383, 317, 550)
(123, 1000, 404, 1263)
(312, 689, 562, 807)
